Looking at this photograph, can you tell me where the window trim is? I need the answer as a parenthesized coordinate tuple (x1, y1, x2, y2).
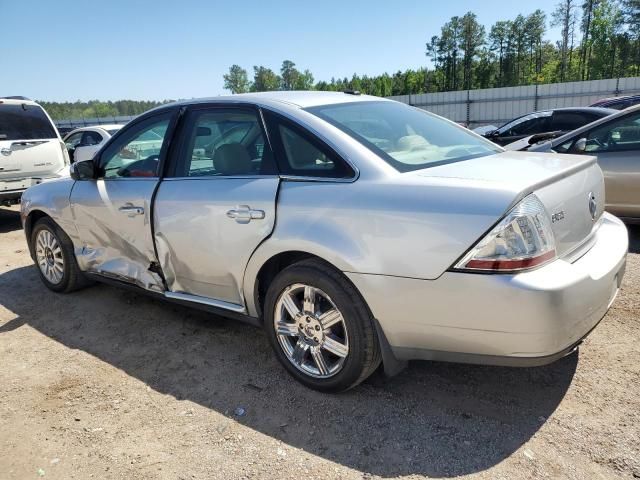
(164, 103, 278, 179)
(262, 108, 358, 182)
(93, 108, 178, 181)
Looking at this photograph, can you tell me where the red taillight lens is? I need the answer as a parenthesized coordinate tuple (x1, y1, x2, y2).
(454, 195, 557, 273)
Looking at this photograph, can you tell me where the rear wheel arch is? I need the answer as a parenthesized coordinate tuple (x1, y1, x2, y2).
(253, 251, 324, 319)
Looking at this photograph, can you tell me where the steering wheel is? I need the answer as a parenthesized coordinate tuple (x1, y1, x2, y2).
(586, 138, 604, 149)
(117, 154, 160, 177)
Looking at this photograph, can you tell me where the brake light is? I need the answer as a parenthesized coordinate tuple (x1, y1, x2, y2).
(453, 194, 556, 273)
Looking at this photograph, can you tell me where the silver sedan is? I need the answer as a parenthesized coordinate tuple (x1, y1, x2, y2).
(20, 92, 628, 392)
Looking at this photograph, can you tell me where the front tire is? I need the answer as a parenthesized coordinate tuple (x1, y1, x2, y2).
(264, 259, 381, 392)
(31, 217, 91, 293)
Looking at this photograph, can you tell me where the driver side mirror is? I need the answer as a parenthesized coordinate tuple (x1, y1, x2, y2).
(70, 159, 96, 180)
(572, 137, 587, 154)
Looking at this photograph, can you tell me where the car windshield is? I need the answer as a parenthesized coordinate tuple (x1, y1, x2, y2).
(306, 101, 500, 172)
(0, 103, 57, 141)
(106, 128, 121, 135)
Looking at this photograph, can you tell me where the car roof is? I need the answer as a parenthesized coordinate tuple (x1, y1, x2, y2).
(63, 124, 124, 138)
(0, 97, 41, 106)
(156, 91, 390, 111)
(88, 124, 123, 130)
(535, 107, 617, 115)
(592, 94, 640, 103)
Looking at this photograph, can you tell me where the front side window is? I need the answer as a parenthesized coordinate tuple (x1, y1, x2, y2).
(307, 101, 500, 173)
(584, 112, 640, 153)
(0, 103, 57, 140)
(172, 108, 274, 177)
(99, 114, 171, 179)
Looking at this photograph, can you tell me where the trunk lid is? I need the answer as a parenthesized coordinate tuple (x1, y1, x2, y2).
(412, 150, 605, 257)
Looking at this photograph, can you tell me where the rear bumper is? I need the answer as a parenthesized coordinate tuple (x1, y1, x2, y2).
(347, 212, 628, 366)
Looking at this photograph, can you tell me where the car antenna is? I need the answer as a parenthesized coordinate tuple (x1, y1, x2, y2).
(343, 89, 361, 96)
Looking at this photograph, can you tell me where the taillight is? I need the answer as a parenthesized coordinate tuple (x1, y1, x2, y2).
(453, 194, 556, 273)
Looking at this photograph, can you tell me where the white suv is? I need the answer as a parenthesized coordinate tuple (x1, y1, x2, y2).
(0, 97, 69, 206)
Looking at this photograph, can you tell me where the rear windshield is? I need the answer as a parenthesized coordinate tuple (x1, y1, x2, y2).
(306, 101, 500, 172)
(0, 103, 57, 141)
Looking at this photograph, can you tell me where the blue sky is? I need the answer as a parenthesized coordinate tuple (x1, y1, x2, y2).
(2, 0, 561, 101)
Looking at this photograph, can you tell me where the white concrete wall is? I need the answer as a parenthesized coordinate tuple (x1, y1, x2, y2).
(388, 77, 640, 127)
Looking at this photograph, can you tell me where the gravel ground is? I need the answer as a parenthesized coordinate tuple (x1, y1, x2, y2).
(1, 205, 639, 480)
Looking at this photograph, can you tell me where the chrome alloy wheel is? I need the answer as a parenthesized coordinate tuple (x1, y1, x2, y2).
(35, 229, 64, 284)
(274, 283, 349, 379)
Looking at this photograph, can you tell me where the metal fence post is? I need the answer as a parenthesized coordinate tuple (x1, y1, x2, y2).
(466, 89, 471, 126)
(534, 84, 539, 111)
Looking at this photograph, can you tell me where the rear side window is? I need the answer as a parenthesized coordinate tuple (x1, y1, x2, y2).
(0, 103, 57, 140)
(80, 131, 103, 146)
(264, 111, 354, 178)
(552, 112, 597, 131)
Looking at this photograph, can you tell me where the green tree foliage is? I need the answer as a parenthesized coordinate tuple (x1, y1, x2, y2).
(251, 66, 281, 91)
(44, 2, 640, 120)
(39, 100, 171, 121)
(280, 60, 300, 90)
(223, 64, 250, 93)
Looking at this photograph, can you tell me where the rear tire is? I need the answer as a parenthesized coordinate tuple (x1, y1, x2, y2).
(264, 258, 381, 392)
(31, 217, 92, 293)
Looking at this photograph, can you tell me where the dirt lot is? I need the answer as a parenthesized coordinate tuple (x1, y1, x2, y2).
(1, 205, 639, 480)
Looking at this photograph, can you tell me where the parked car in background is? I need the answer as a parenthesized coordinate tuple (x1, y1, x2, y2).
(527, 104, 640, 222)
(0, 97, 69, 206)
(482, 107, 615, 146)
(21, 92, 627, 392)
(63, 124, 123, 163)
(590, 94, 640, 110)
(56, 126, 76, 137)
(472, 124, 498, 135)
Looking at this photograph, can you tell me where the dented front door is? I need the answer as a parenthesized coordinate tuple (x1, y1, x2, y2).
(69, 112, 174, 290)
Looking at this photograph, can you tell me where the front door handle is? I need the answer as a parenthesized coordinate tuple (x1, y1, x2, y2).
(119, 204, 145, 217)
(226, 205, 265, 224)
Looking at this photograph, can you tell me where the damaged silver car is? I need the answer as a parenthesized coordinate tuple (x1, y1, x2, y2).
(21, 92, 628, 392)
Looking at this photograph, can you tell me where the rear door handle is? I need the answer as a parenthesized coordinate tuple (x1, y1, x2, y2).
(119, 205, 145, 216)
(226, 205, 265, 224)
